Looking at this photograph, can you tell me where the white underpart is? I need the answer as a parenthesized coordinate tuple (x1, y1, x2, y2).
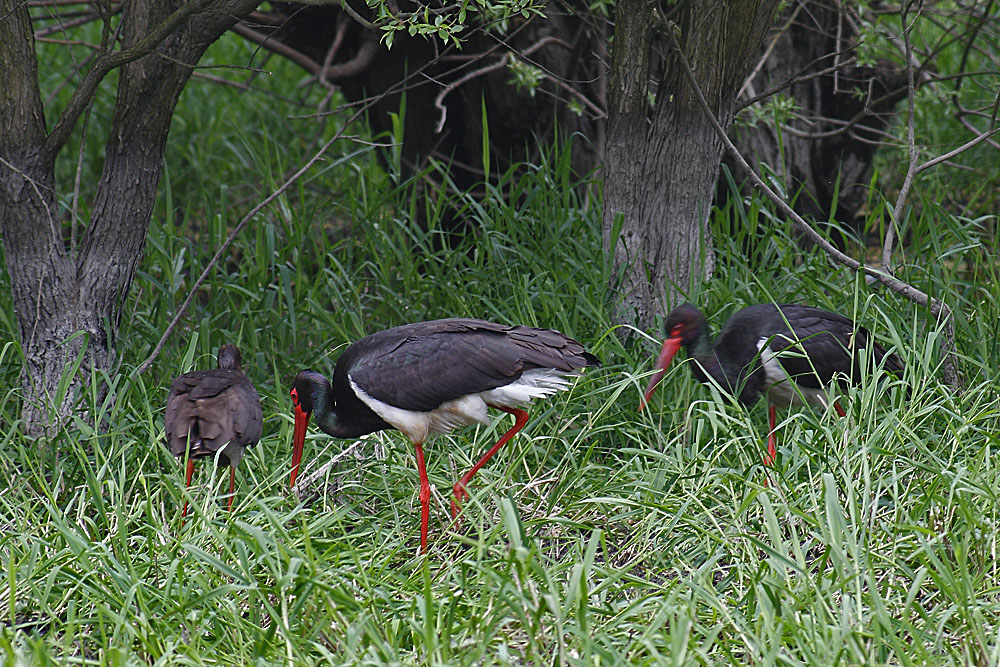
(757, 338, 830, 408)
(349, 368, 580, 445)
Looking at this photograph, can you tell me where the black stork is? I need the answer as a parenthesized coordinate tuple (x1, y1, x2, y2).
(640, 303, 904, 465)
(289, 318, 600, 552)
(165, 344, 263, 520)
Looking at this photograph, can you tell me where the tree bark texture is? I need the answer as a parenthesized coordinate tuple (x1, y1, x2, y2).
(603, 0, 780, 332)
(0, 0, 258, 438)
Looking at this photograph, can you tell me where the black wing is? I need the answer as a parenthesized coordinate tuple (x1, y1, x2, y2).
(338, 318, 598, 412)
(767, 304, 901, 389)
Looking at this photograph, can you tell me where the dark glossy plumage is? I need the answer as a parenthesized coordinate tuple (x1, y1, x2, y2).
(643, 302, 905, 467)
(292, 318, 600, 440)
(672, 303, 904, 407)
(165, 344, 263, 467)
(345, 318, 597, 410)
(289, 317, 600, 552)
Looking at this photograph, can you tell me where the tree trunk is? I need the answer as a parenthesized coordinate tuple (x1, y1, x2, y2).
(0, 0, 259, 438)
(603, 0, 780, 331)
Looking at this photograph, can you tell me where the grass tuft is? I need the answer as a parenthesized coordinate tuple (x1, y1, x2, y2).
(2, 29, 999, 666)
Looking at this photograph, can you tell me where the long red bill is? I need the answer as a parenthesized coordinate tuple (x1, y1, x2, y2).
(290, 404, 310, 487)
(640, 336, 683, 410)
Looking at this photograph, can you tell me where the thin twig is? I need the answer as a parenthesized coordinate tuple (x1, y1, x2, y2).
(434, 55, 508, 134)
(33, 8, 115, 37)
(737, 2, 802, 99)
(70, 106, 91, 257)
(233, 20, 380, 83)
(334, 0, 378, 32)
(919, 90, 1000, 173)
(882, 0, 922, 274)
(231, 21, 323, 74)
(664, 20, 962, 387)
(736, 54, 859, 112)
(432, 31, 574, 136)
(134, 103, 369, 376)
(45, 0, 216, 158)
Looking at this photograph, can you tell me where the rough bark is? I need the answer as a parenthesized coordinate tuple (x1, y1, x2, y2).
(603, 0, 781, 331)
(0, 0, 259, 438)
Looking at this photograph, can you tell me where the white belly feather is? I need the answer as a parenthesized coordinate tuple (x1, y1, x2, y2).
(757, 338, 830, 408)
(349, 368, 578, 444)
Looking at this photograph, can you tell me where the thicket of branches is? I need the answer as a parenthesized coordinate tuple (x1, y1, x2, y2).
(3, 0, 998, 434)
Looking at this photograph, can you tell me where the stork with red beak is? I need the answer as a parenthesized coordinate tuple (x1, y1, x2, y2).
(641, 303, 904, 465)
(290, 318, 599, 552)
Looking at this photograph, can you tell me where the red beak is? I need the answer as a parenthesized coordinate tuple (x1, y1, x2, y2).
(290, 404, 310, 487)
(640, 336, 683, 410)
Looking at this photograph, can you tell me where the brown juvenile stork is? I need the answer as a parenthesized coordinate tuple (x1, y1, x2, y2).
(641, 303, 905, 465)
(289, 318, 600, 552)
(165, 344, 263, 519)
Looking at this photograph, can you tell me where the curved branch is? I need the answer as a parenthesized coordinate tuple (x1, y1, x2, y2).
(736, 54, 859, 112)
(134, 103, 371, 376)
(882, 0, 921, 276)
(232, 20, 381, 83)
(665, 22, 962, 387)
(231, 21, 324, 75)
(33, 6, 120, 38)
(44, 0, 215, 158)
(434, 55, 508, 134)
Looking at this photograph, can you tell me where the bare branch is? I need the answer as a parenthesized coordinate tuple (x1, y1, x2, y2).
(70, 106, 91, 257)
(311, 0, 379, 32)
(736, 54, 859, 112)
(434, 55, 508, 134)
(44, 0, 216, 158)
(232, 19, 381, 83)
(664, 20, 962, 387)
(231, 21, 324, 74)
(32, 6, 119, 38)
(882, 0, 922, 275)
(955, 111, 1000, 150)
(737, 1, 803, 99)
(135, 101, 368, 376)
(918, 120, 1000, 175)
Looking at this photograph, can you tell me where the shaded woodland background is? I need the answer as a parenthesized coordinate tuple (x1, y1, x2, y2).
(0, 1, 999, 664)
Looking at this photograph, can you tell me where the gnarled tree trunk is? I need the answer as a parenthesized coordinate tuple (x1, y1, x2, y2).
(0, 0, 259, 438)
(603, 0, 780, 331)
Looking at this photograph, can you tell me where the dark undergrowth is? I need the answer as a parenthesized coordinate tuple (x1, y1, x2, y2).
(1, 27, 999, 666)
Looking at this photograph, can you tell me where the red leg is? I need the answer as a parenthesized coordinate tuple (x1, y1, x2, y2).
(414, 442, 430, 554)
(227, 466, 236, 513)
(834, 400, 847, 417)
(451, 406, 529, 520)
(764, 404, 777, 466)
(181, 457, 195, 526)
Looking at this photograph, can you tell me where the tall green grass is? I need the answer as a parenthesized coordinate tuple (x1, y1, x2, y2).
(2, 29, 1000, 665)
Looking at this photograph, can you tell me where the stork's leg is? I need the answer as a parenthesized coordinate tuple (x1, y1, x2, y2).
(452, 406, 530, 520)
(181, 458, 196, 525)
(414, 442, 431, 554)
(834, 401, 847, 417)
(764, 404, 778, 466)
(227, 466, 236, 513)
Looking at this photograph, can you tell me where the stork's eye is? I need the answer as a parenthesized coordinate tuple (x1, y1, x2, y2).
(290, 388, 299, 404)
(670, 324, 684, 337)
